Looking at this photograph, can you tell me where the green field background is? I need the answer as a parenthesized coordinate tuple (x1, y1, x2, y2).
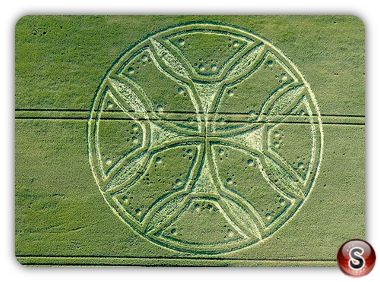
(15, 15, 365, 266)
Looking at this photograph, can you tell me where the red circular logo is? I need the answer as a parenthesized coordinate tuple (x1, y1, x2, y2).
(337, 239, 376, 277)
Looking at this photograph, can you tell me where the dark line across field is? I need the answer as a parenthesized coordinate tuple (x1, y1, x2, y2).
(15, 108, 365, 118)
(15, 109, 365, 125)
(17, 256, 337, 266)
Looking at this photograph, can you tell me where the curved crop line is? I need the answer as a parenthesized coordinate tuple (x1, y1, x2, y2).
(88, 82, 107, 189)
(93, 85, 110, 180)
(138, 143, 202, 223)
(147, 39, 204, 133)
(144, 194, 191, 235)
(149, 38, 191, 80)
(162, 30, 254, 81)
(261, 152, 305, 199)
(102, 150, 149, 193)
(92, 84, 148, 183)
(207, 142, 266, 228)
(222, 43, 266, 84)
(208, 142, 301, 235)
(108, 143, 204, 236)
(108, 139, 203, 195)
(106, 77, 149, 120)
(218, 194, 263, 239)
(247, 29, 324, 204)
(152, 198, 249, 247)
(262, 124, 305, 189)
(260, 87, 305, 123)
(208, 138, 261, 158)
(86, 21, 324, 253)
(208, 122, 263, 139)
(208, 47, 267, 132)
(264, 95, 318, 187)
(143, 144, 206, 234)
(207, 141, 266, 217)
(209, 137, 301, 201)
(146, 47, 202, 132)
(100, 95, 149, 176)
(209, 46, 266, 116)
(94, 81, 151, 188)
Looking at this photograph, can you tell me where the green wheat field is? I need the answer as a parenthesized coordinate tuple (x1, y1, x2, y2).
(15, 15, 365, 267)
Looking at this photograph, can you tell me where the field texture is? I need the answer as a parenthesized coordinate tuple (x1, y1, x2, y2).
(15, 15, 365, 267)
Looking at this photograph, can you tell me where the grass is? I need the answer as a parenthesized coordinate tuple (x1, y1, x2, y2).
(15, 15, 364, 266)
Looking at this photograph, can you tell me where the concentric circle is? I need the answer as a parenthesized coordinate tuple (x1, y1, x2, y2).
(88, 23, 323, 254)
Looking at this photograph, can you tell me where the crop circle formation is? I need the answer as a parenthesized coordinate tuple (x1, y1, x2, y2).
(88, 23, 323, 254)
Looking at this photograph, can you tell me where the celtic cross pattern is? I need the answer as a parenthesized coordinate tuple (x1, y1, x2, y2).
(88, 23, 323, 254)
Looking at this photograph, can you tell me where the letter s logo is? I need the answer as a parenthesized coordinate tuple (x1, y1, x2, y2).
(349, 247, 365, 270)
